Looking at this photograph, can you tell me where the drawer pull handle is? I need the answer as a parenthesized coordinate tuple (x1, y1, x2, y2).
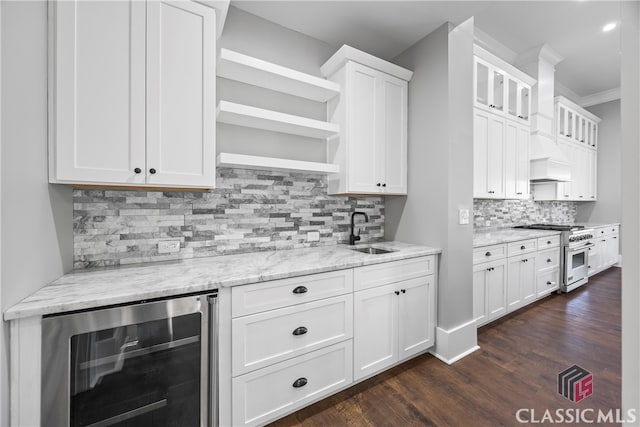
(547, 258, 552, 263)
(520, 245, 526, 250)
(293, 377, 308, 388)
(547, 281, 555, 286)
(401, 289, 406, 294)
(394, 290, 400, 295)
(292, 326, 308, 336)
(485, 251, 492, 257)
(547, 241, 552, 245)
(292, 286, 308, 294)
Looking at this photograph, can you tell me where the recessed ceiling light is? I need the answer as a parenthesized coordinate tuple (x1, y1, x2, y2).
(602, 22, 617, 32)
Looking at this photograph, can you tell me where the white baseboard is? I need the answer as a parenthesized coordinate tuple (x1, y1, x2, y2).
(429, 319, 479, 364)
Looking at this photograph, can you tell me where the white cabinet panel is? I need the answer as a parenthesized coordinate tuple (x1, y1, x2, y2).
(232, 341, 352, 427)
(50, 0, 216, 189)
(398, 276, 435, 360)
(486, 260, 507, 321)
(146, 0, 215, 187)
(353, 283, 397, 380)
(50, 0, 146, 185)
(507, 255, 536, 312)
(324, 53, 410, 195)
(232, 295, 353, 376)
(474, 109, 505, 198)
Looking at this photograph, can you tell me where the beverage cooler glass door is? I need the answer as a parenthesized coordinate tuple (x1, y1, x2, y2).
(41, 293, 218, 427)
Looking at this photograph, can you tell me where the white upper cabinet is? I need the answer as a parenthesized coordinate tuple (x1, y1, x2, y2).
(49, 0, 216, 188)
(533, 97, 600, 202)
(473, 46, 534, 200)
(322, 46, 412, 195)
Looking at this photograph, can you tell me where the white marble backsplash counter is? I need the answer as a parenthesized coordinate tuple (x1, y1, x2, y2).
(473, 229, 562, 248)
(5, 241, 440, 320)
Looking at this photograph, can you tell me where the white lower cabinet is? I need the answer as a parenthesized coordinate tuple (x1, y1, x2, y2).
(232, 341, 353, 426)
(228, 255, 437, 426)
(473, 257, 507, 326)
(507, 255, 536, 312)
(353, 274, 435, 380)
(589, 225, 620, 276)
(474, 236, 560, 327)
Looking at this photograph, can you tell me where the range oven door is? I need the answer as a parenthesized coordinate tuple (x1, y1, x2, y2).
(41, 293, 218, 427)
(563, 244, 593, 292)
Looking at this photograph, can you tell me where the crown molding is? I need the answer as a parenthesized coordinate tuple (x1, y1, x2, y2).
(580, 87, 621, 107)
(516, 43, 564, 68)
(473, 27, 518, 65)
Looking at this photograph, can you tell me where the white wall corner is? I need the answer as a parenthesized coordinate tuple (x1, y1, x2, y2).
(430, 320, 479, 364)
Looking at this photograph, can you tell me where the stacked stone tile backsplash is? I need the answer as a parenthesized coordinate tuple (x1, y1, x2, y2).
(473, 198, 577, 229)
(74, 168, 384, 269)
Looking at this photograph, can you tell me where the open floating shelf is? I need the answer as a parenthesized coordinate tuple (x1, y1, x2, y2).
(217, 153, 339, 174)
(216, 101, 340, 139)
(217, 48, 341, 102)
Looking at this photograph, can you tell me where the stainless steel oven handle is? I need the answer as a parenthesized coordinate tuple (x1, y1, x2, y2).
(86, 399, 168, 427)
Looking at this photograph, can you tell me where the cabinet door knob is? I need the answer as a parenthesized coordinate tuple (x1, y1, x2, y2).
(382, 183, 387, 187)
(520, 245, 526, 250)
(292, 286, 308, 294)
(394, 290, 400, 295)
(547, 241, 552, 245)
(134, 168, 142, 174)
(292, 377, 308, 388)
(377, 183, 381, 187)
(292, 326, 308, 336)
(149, 168, 157, 174)
(613, 236, 617, 239)
(485, 251, 491, 257)
(547, 258, 552, 263)
(401, 289, 406, 294)
(547, 281, 553, 285)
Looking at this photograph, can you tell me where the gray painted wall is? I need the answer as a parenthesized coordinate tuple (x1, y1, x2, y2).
(385, 21, 474, 331)
(575, 100, 621, 224)
(620, 1, 640, 416)
(1, 1, 74, 424)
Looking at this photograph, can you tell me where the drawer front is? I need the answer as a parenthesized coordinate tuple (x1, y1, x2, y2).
(232, 341, 353, 427)
(537, 235, 560, 249)
(232, 294, 353, 376)
(232, 269, 353, 317)
(354, 256, 434, 292)
(507, 239, 538, 257)
(537, 269, 559, 297)
(536, 248, 560, 274)
(473, 244, 506, 264)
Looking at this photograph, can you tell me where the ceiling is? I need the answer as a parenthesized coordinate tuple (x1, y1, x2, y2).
(232, 1, 621, 99)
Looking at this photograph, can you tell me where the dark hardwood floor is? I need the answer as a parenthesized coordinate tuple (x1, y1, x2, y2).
(270, 268, 621, 426)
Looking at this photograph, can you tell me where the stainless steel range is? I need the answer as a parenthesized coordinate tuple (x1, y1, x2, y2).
(514, 224, 594, 292)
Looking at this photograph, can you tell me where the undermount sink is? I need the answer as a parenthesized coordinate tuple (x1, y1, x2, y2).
(350, 246, 396, 255)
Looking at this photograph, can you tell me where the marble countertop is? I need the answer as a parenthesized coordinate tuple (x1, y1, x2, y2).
(575, 222, 621, 229)
(5, 241, 440, 320)
(473, 229, 562, 248)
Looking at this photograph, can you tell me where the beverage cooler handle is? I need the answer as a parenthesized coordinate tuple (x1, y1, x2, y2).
(207, 294, 219, 427)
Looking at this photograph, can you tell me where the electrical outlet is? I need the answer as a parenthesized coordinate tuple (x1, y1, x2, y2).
(158, 240, 181, 254)
(307, 231, 320, 242)
(485, 220, 491, 227)
(458, 208, 470, 225)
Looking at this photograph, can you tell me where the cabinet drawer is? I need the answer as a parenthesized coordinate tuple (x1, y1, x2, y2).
(231, 269, 353, 317)
(232, 341, 353, 427)
(507, 239, 537, 257)
(232, 294, 353, 376)
(473, 244, 506, 264)
(537, 269, 559, 297)
(354, 256, 434, 291)
(537, 235, 560, 249)
(536, 248, 560, 273)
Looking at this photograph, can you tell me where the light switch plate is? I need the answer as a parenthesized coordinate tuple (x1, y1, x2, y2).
(458, 208, 470, 225)
(307, 231, 320, 242)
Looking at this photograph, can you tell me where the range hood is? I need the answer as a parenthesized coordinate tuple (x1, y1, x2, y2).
(529, 133, 570, 182)
(517, 44, 570, 182)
